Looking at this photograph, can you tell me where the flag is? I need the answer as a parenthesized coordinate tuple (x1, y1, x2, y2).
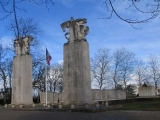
(46, 48, 52, 65)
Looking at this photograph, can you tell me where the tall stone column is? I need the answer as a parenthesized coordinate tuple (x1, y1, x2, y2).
(12, 55, 33, 105)
(11, 36, 33, 105)
(63, 40, 92, 105)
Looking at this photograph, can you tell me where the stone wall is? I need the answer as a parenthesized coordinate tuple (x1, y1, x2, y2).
(139, 86, 156, 97)
(40, 90, 126, 104)
(40, 92, 64, 104)
(157, 89, 160, 96)
(92, 89, 126, 102)
(58, 92, 64, 103)
(106, 90, 126, 100)
(92, 89, 104, 102)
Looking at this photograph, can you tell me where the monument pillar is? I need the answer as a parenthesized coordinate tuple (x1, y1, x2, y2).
(11, 36, 33, 105)
(61, 17, 92, 105)
(63, 40, 92, 105)
(12, 55, 32, 105)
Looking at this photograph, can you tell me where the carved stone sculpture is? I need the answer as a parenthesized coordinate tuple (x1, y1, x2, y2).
(60, 17, 89, 43)
(14, 35, 34, 55)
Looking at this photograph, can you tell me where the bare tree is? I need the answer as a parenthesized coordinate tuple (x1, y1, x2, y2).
(110, 48, 136, 92)
(7, 18, 43, 40)
(134, 60, 149, 87)
(6, 17, 43, 52)
(33, 62, 64, 93)
(102, 0, 160, 26)
(32, 51, 46, 92)
(33, 64, 45, 91)
(148, 54, 160, 88)
(32, 62, 45, 103)
(91, 48, 111, 90)
(0, 43, 12, 104)
(118, 48, 136, 90)
(111, 49, 125, 89)
(7, 62, 12, 88)
(47, 63, 63, 93)
(111, 48, 136, 90)
(0, 0, 54, 38)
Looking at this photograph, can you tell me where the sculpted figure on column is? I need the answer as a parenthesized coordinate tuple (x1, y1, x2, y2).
(14, 35, 34, 55)
(60, 17, 89, 43)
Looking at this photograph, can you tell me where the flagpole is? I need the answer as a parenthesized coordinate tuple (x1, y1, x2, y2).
(45, 48, 48, 107)
(45, 47, 52, 107)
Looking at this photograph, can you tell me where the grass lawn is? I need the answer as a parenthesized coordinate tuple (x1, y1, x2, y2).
(114, 101, 160, 111)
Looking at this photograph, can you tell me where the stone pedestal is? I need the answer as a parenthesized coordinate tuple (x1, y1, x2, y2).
(63, 40, 92, 105)
(11, 55, 32, 105)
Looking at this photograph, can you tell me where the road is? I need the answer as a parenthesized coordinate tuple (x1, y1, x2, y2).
(0, 109, 160, 120)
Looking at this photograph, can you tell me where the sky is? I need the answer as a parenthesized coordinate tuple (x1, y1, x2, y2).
(0, 0, 160, 64)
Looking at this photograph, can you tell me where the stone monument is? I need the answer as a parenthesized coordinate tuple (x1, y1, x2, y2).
(12, 35, 34, 105)
(61, 17, 92, 105)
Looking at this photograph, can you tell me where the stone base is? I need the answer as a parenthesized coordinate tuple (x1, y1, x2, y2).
(11, 55, 33, 105)
(3, 103, 112, 112)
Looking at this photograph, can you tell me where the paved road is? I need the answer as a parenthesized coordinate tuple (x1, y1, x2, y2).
(0, 110, 160, 120)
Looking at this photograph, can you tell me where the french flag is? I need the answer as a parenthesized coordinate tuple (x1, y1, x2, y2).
(46, 48, 52, 65)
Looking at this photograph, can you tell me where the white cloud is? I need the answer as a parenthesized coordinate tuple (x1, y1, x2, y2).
(55, 0, 75, 7)
(0, 36, 13, 47)
(58, 60, 63, 64)
(127, 74, 138, 85)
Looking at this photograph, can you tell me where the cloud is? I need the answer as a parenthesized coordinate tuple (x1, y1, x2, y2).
(86, 3, 160, 61)
(55, 0, 98, 8)
(0, 36, 13, 47)
(58, 60, 63, 64)
(55, 0, 75, 7)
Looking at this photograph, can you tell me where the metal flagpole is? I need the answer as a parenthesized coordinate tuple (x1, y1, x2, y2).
(45, 47, 52, 107)
(45, 48, 47, 107)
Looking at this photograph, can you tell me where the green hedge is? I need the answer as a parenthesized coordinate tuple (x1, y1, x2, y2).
(108, 97, 160, 105)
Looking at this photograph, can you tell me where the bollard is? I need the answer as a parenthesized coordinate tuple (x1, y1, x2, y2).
(105, 101, 108, 106)
(47, 104, 51, 108)
(58, 103, 62, 109)
(12, 104, 15, 108)
(85, 104, 89, 109)
(43, 103, 46, 107)
(4, 104, 8, 108)
(32, 104, 36, 108)
(20, 104, 23, 108)
(96, 102, 99, 108)
(71, 104, 75, 109)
